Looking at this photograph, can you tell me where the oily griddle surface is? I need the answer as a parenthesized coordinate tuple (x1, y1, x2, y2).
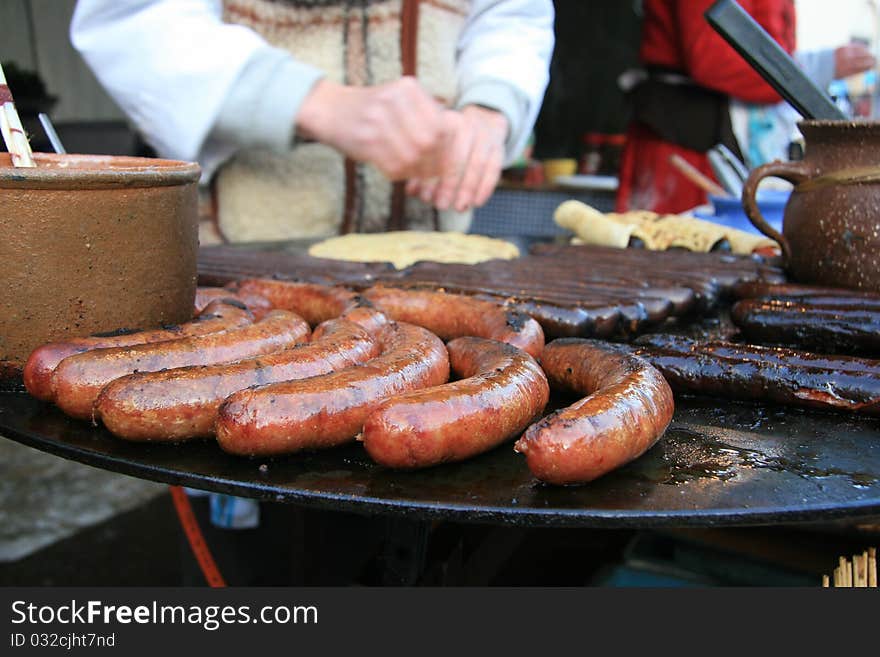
(2, 389, 879, 528)
(197, 243, 784, 339)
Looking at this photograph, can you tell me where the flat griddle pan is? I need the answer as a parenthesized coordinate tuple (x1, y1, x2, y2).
(2, 390, 879, 529)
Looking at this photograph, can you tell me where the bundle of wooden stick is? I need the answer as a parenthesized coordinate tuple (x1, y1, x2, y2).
(822, 547, 877, 587)
(0, 62, 36, 167)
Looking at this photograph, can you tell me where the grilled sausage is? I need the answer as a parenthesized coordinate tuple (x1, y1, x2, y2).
(497, 299, 620, 339)
(750, 295, 880, 311)
(515, 338, 674, 485)
(52, 310, 310, 420)
(23, 300, 253, 402)
(732, 281, 880, 301)
(404, 262, 696, 316)
(464, 286, 665, 335)
(313, 305, 391, 339)
(361, 286, 545, 358)
(731, 298, 880, 355)
(362, 337, 549, 469)
(235, 278, 357, 326)
(215, 322, 450, 456)
(631, 334, 880, 416)
(635, 333, 880, 375)
(97, 317, 379, 442)
(194, 287, 274, 319)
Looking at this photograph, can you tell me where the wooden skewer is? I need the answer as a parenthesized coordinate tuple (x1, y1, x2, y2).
(824, 548, 879, 587)
(855, 554, 866, 587)
(668, 154, 729, 198)
(869, 547, 877, 587)
(0, 62, 36, 168)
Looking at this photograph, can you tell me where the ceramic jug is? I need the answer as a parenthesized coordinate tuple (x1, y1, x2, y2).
(743, 120, 880, 291)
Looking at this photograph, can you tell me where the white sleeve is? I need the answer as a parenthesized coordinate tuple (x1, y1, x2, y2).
(455, 0, 555, 164)
(71, 0, 323, 178)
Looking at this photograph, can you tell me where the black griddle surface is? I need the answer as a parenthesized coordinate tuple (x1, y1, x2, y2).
(2, 390, 879, 528)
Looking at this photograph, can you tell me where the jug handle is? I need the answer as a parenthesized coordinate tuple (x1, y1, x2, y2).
(742, 160, 810, 265)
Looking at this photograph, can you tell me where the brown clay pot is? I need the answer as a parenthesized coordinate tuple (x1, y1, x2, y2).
(743, 120, 880, 291)
(0, 153, 201, 373)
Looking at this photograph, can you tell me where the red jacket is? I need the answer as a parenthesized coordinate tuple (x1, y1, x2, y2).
(616, 0, 796, 213)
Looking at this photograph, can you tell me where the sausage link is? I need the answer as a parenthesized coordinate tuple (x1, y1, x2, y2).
(194, 287, 274, 319)
(631, 334, 880, 416)
(635, 333, 880, 375)
(361, 286, 545, 358)
(313, 305, 391, 339)
(97, 317, 378, 442)
(52, 310, 309, 420)
(515, 338, 674, 485)
(215, 322, 450, 456)
(732, 281, 880, 300)
(744, 295, 880, 311)
(236, 279, 357, 326)
(731, 298, 880, 355)
(481, 297, 621, 339)
(362, 337, 548, 469)
(23, 300, 253, 402)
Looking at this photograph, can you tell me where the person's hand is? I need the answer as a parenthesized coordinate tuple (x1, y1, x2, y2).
(296, 77, 445, 180)
(834, 43, 877, 79)
(407, 105, 508, 212)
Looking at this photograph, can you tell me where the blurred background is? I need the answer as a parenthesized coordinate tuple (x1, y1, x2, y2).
(4, 0, 880, 160)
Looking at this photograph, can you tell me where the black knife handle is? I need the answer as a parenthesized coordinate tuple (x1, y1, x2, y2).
(705, 0, 846, 121)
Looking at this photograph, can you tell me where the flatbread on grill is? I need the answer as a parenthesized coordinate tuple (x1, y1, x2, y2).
(307, 230, 520, 269)
(554, 200, 778, 254)
(554, 201, 637, 248)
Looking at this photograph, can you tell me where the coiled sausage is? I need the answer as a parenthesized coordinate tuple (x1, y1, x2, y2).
(194, 287, 273, 319)
(24, 300, 253, 402)
(361, 286, 545, 358)
(97, 317, 378, 441)
(215, 322, 450, 456)
(235, 279, 357, 327)
(362, 337, 549, 469)
(515, 339, 674, 485)
(52, 310, 310, 420)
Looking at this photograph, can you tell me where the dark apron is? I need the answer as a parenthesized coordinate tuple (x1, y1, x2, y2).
(628, 69, 745, 160)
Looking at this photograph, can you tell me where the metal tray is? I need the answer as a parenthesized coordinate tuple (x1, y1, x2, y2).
(2, 390, 879, 528)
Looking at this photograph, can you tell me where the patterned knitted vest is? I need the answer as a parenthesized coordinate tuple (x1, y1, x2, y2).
(217, 0, 470, 242)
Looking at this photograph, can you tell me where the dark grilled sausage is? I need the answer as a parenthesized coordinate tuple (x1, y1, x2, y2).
(362, 337, 549, 469)
(97, 317, 379, 442)
(731, 298, 880, 355)
(635, 333, 880, 375)
(52, 310, 310, 420)
(751, 295, 880, 311)
(404, 259, 704, 313)
(236, 279, 357, 327)
(631, 334, 880, 416)
(361, 286, 545, 358)
(515, 338, 674, 485)
(23, 300, 253, 402)
(481, 297, 622, 338)
(194, 287, 274, 319)
(215, 322, 450, 456)
(732, 281, 880, 300)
